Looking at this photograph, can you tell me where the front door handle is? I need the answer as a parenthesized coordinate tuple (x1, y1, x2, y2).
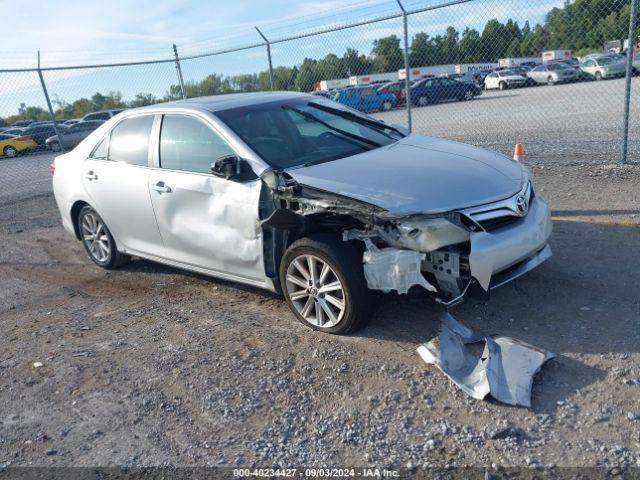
(85, 171, 98, 181)
(151, 182, 172, 193)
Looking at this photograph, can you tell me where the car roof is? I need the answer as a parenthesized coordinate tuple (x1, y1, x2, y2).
(130, 91, 311, 114)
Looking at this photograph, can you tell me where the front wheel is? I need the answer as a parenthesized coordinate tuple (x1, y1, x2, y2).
(280, 234, 373, 335)
(3, 146, 17, 157)
(595, 71, 602, 81)
(49, 141, 61, 152)
(499, 81, 507, 90)
(417, 95, 429, 107)
(77, 205, 131, 269)
(380, 100, 392, 111)
(463, 89, 475, 100)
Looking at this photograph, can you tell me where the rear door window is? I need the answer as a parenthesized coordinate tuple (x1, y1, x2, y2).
(108, 115, 154, 166)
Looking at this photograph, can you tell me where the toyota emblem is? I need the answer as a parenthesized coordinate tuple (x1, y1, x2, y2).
(515, 195, 528, 215)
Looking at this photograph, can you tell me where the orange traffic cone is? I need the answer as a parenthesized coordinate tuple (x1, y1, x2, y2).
(513, 143, 524, 163)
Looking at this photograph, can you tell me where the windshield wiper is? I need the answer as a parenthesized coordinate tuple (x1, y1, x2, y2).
(282, 105, 381, 149)
(308, 102, 406, 138)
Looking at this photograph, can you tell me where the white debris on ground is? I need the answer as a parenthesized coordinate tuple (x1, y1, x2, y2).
(417, 311, 555, 407)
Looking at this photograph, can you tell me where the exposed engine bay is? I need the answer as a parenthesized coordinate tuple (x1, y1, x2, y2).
(260, 168, 551, 306)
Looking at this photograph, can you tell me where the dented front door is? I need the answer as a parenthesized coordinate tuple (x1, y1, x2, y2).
(147, 113, 265, 281)
(147, 170, 265, 281)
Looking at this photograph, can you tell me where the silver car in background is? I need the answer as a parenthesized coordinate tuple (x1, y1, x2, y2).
(52, 93, 552, 335)
(527, 63, 580, 84)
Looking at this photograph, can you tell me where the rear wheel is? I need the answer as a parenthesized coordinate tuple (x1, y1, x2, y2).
(280, 234, 373, 335)
(380, 100, 392, 111)
(49, 141, 61, 152)
(3, 146, 17, 157)
(463, 89, 475, 100)
(595, 71, 602, 81)
(417, 95, 429, 107)
(77, 205, 131, 269)
(547, 76, 555, 85)
(499, 81, 507, 90)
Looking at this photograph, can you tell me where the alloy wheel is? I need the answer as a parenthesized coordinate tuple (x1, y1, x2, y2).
(285, 254, 345, 328)
(81, 212, 111, 263)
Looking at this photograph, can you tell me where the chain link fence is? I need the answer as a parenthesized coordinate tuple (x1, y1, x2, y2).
(0, 0, 638, 202)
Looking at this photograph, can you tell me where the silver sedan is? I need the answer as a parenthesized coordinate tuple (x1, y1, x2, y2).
(52, 92, 552, 334)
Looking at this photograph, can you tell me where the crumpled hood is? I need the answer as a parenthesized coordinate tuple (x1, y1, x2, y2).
(285, 135, 525, 215)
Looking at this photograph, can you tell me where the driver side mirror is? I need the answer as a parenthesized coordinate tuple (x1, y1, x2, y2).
(210, 155, 256, 182)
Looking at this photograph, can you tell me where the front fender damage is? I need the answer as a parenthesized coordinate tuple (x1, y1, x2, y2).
(259, 169, 551, 304)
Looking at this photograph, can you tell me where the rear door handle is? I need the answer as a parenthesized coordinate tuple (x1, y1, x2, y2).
(151, 182, 172, 193)
(85, 171, 98, 181)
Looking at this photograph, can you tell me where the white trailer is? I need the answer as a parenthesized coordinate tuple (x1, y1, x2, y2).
(319, 78, 350, 91)
(542, 50, 572, 63)
(454, 63, 498, 74)
(348, 72, 398, 86)
(498, 57, 540, 67)
(398, 65, 456, 80)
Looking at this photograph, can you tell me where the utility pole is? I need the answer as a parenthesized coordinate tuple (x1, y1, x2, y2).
(255, 27, 275, 91)
(37, 51, 65, 153)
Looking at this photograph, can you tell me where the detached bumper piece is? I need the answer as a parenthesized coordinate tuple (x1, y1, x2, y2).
(417, 312, 555, 407)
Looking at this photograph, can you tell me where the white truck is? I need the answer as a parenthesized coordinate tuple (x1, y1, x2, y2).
(542, 50, 572, 63)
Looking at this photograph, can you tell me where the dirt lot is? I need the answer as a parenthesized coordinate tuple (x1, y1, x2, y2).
(0, 160, 639, 472)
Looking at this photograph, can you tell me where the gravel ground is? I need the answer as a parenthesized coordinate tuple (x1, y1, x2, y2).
(0, 154, 639, 473)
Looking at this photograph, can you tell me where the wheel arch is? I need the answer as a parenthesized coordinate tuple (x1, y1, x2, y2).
(70, 200, 90, 240)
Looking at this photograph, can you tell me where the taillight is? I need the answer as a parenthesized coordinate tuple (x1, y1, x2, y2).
(50, 163, 55, 175)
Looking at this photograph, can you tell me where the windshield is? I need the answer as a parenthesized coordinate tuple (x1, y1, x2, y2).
(547, 63, 563, 70)
(216, 99, 402, 169)
(598, 57, 614, 65)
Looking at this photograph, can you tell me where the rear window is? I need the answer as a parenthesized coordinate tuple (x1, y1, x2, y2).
(108, 115, 154, 166)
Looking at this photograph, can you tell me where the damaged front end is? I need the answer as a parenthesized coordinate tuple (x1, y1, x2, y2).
(260, 169, 552, 306)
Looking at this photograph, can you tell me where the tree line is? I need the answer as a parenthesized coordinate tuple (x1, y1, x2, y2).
(2, 0, 636, 125)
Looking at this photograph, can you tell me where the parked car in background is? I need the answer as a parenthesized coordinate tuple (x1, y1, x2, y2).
(81, 109, 123, 122)
(12, 120, 32, 127)
(1, 127, 26, 136)
(527, 63, 580, 85)
(332, 86, 397, 112)
(63, 118, 81, 126)
(447, 71, 488, 87)
(376, 81, 406, 103)
(0, 133, 37, 157)
(484, 69, 527, 90)
(580, 56, 626, 80)
(21, 124, 65, 147)
(503, 66, 537, 86)
(409, 77, 481, 106)
(45, 120, 105, 151)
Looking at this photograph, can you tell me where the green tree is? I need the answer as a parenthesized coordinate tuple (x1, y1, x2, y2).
(371, 35, 404, 73)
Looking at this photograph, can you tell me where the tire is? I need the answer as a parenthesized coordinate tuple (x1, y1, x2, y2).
(498, 81, 507, 90)
(463, 89, 475, 100)
(547, 76, 555, 85)
(49, 141, 61, 152)
(595, 71, 602, 81)
(77, 205, 131, 269)
(280, 233, 373, 335)
(417, 95, 429, 107)
(3, 146, 17, 157)
(380, 100, 392, 112)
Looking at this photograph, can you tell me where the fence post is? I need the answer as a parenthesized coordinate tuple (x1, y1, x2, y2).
(621, 0, 638, 164)
(37, 51, 64, 153)
(255, 27, 275, 91)
(396, 0, 412, 132)
(173, 44, 187, 99)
